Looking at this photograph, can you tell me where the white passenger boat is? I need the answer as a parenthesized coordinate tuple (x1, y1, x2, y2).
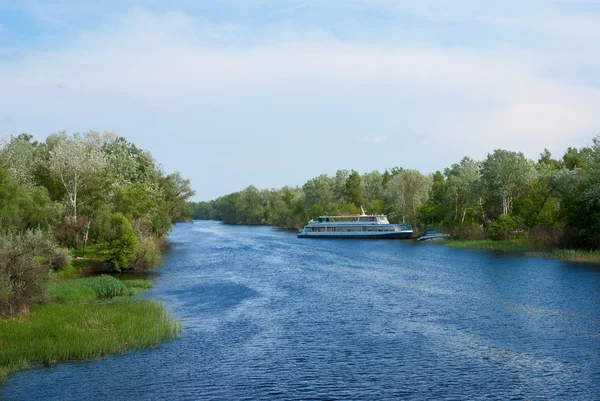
(297, 208, 413, 239)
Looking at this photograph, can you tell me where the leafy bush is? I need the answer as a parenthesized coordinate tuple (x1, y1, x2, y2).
(489, 215, 518, 241)
(0, 231, 62, 316)
(128, 236, 161, 270)
(450, 224, 486, 241)
(49, 247, 72, 270)
(97, 213, 138, 272)
(53, 217, 87, 249)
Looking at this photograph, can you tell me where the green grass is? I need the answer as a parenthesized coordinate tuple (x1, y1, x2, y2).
(122, 279, 155, 296)
(47, 279, 97, 304)
(546, 249, 600, 264)
(71, 245, 103, 260)
(446, 238, 537, 252)
(0, 276, 179, 385)
(447, 239, 600, 264)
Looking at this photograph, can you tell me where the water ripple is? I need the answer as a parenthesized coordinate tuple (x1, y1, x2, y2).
(2, 221, 600, 400)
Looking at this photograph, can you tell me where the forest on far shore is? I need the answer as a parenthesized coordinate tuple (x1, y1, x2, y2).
(190, 135, 600, 250)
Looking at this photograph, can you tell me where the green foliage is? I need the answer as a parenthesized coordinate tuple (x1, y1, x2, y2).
(160, 172, 196, 223)
(489, 215, 518, 241)
(97, 213, 138, 272)
(0, 169, 61, 233)
(129, 236, 161, 270)
(0, 230, 67, 316)
(482, 150, 536, 218)
(419, 171, 449, 227)
(345, 170, 363, 207)
(49, 246, 72, 270)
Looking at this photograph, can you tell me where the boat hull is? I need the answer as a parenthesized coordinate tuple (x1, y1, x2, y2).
(297, 232, 412, 239)
(417, 234, 450, 241)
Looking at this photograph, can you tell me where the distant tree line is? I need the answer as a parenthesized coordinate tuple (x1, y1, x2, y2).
(0, 131, 194, 316)
(190, 135, 600, 250)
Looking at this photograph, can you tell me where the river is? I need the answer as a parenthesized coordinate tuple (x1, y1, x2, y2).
(2, 221, 600, 400)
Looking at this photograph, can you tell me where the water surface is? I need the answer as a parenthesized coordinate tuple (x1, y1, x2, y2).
(3, 221, 600, 400)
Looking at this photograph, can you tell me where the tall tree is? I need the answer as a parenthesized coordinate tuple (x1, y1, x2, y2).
(302, 174, 334, 216)
(333, 169, 350, 203)
(481, 150, 536, 217)
(48, 132, 107, 219)
(445, 157, 482, 224)
(384, 169, 431, 228)
(345, 170, 363, 207)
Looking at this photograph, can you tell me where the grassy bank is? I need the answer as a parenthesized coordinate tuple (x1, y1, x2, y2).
(0, 276, 180, 385)
(527, 249, 600, 264)
(447, 239, 600, 264)
(446, 239, 537, 252)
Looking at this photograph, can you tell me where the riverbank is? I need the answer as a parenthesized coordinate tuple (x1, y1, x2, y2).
(0, 276, 180, 385)
(446, 239, 600, 264)
(446, 239, 537, 252)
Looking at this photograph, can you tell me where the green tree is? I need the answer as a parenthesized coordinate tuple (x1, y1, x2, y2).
(345, 170, 363, 207)
(445, 157, 482, 224)
(384, 169, 431, 229)
(482, 150, 536, 218)
(333, 169, 350, 203)
(419, 171, 449, 226)
(159, 172, 196, 223)
(102, 135, 159, 185)
(240, 185, 265, 224)
(362, 171, 383, 207)
(0, 167, 61, 233)
(97, 213, 138, 272)
(48, 132, 108, 219)
(302, 175, 334, 216)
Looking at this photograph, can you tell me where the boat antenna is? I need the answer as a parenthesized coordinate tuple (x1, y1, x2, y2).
(360, 206, 366, 216)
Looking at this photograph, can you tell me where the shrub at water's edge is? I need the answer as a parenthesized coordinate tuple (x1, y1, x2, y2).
(0, 276, 179, 385)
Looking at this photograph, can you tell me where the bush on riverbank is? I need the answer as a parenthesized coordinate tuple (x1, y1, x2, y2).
(0, 231, 70, 317)
(0, 276, 179, 385)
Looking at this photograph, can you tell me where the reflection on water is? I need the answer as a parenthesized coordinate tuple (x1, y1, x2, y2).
(3, 221, 600, 400)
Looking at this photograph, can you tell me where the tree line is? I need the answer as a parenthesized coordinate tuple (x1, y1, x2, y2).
(191, 135, 600, 249)
(0, 131, 194, 316)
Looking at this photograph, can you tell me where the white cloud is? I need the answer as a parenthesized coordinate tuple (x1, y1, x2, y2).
(1, 9, 599, 196)
(356, 134, 388, 143)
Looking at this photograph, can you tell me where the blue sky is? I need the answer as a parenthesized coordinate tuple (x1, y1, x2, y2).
(1, 1, 600, 200)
